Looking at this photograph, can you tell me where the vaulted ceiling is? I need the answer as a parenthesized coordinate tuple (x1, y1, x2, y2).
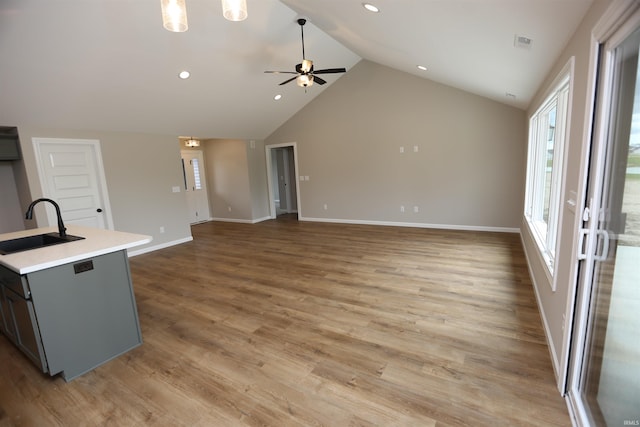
(0, 0, 594, 141)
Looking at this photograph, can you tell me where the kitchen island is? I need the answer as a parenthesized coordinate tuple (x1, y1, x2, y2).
(0, 225, 151, 381)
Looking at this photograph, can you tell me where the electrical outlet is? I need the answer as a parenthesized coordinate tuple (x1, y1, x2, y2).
(323, 204, 328, 210)
(399, 146, 405, 153)
(228, 206, 232, 212)
(414, 206, 419, 213)
(400, 205, 405, 213)
(160, 226, 165, 233)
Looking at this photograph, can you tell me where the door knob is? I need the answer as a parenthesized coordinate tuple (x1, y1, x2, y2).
(97, 208, 103, 213)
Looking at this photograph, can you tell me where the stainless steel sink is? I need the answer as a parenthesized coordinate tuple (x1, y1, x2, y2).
(0, 233, 84, 255)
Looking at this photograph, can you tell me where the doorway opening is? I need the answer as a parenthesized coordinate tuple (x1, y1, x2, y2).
(266, 143, 301, 220)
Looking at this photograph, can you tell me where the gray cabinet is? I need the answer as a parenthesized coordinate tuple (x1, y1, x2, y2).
(3, 287, 47, 371)
(0, 266, 46, 371)
(0, 285, 18, 343)
(0, 249, 142, 381)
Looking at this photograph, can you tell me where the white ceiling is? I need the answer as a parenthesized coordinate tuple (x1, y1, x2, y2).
(0, 0, 594, 141)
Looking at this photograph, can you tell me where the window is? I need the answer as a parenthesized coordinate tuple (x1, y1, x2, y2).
(181, 157, 202, 191)
(191, 158, 202, 190)
(524, 59, 572, 277)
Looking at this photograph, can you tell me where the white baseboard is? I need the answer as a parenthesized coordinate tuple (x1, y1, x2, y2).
(300, 216, 520, 233)
(210, 217, 254, 224)
(127, 236, 193, 257)
(209, 216, 273, 224)
(251, 216, 272, 224)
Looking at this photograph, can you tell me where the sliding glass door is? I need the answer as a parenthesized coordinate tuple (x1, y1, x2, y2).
(570, 7, 640, 426)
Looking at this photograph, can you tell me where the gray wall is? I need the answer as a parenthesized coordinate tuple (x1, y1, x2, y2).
(247, 140, 270, 221)
(200, 138, 269, 223)
(13, 127, 192, 251)
(266, 60, 526, 230)
(521, 0, 614, 384)
(204, 139, 252, 221)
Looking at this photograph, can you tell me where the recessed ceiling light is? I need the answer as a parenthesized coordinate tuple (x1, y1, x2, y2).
(417, 65, 427, 71)
(362, 3, 379, 13)
(178, 70, 190, 79)
(274, 94, 282, 101)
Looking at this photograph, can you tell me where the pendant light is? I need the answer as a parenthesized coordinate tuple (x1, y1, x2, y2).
(161, 0, 188, 32)
(221, 0, 248, 22)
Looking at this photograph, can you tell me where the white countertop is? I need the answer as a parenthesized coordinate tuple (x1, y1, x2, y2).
(0, 225, 152, 274)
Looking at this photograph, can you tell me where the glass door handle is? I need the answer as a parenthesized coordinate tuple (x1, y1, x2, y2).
(577, 228, 589, 260)
(578, 228, 610, 261)
(594, 230, 610, 262)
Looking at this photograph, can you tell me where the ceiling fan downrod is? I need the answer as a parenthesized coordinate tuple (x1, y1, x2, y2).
(298, 18, 306, 60)
(298, 18, 313, 74)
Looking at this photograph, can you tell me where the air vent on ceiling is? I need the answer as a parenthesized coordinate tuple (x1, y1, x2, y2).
(514, 35, 533, 50)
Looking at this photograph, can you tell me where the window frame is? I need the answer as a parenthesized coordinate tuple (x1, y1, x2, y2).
(524, 58, 574, 286)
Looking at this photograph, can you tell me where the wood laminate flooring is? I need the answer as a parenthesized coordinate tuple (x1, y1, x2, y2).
(0, 217, 570, 426)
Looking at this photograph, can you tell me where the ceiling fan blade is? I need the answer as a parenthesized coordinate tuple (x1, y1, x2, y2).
(313, 75, 327, 85)
(313, 68, 347, 75)
(279, 76, 298, 85)
(264, 71, 298, 74)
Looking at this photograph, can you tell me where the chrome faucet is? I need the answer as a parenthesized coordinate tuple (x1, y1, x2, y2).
(25, 198, 67, 238)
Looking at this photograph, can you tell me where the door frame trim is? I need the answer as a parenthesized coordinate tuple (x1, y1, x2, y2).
(565, 1, 640, 425)
(32, 137, 114, 230)
(265, 142, 301, 219)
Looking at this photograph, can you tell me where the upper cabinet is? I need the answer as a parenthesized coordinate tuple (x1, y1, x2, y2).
(0, 126, 22, 161)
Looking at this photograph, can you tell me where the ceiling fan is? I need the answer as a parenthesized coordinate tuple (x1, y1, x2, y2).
(264, 18, 347, 88)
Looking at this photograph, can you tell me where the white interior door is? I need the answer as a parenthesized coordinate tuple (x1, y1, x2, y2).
(181, 150, 210, 224)
(33, 138, 113, 230)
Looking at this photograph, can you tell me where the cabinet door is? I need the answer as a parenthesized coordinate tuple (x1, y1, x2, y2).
(0, 286, 17, 344)
(4, 289, 47, 373)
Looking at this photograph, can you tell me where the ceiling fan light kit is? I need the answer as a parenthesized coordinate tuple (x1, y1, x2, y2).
(264, 18, 347, 90)
(301, 59, 313, 73)
(296, 74, 314, 87)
